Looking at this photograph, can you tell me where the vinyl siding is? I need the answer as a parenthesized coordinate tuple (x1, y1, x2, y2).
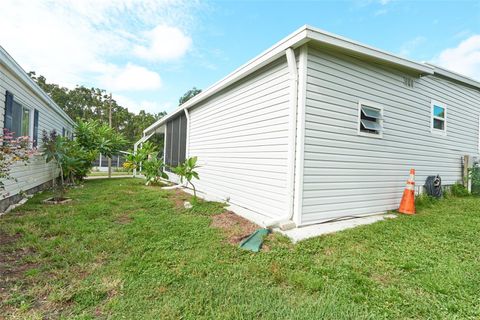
(0, 63, 74, 199)
(301, 46, 480, 225)
(187, 57, 291, 221)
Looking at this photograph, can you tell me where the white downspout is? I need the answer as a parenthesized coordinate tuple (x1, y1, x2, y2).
(263, 47, 298, 228)
(184, 108, 190, 159)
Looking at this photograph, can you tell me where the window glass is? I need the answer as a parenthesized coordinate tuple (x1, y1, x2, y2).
(433, 105, 445, 118)
(22, 107, 30, 136)
(359, 104, 382, 136)
(10, 101, 30, 138)
(433, 118, 444, 130)
(11, 101, 23, 138)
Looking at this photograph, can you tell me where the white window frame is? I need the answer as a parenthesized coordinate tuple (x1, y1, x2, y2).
(11, 97, 34, 140)
(430, 99, 447, 136)
(357, 100, 383, 139)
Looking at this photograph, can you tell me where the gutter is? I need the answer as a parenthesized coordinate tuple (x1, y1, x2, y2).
(143, 25, 437, 136)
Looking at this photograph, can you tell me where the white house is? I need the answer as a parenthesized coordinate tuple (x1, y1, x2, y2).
(0, 46, 75, 211)
(139, 25, 480, 229)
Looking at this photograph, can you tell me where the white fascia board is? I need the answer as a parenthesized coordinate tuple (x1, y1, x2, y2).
(144, 25, 444, 133)
(425, 63, 480, 90)
(0, 46, 76, 127)
(305, 26, 435, 75)
(142, 25, 310, 134)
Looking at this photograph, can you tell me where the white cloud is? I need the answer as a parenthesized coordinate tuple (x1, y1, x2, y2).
(0, 0, 201, 113)
(99, 63, 162, 91)
(435, 35, 480, 81)
(114, 94, 172, 114)
(134, 25, 192, 61)
(398, 36, 426, 57)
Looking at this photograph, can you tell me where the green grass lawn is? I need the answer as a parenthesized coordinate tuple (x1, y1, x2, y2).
(1, 178, 480, 319)
(86, 171, 131, 177)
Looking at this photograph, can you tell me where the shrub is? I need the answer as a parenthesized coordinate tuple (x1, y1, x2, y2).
(449, 183, 470, 197)
(74, 120, 127, 180)
(470, 166, 480, 195)
(174, 157, 200, 198)
(415, 193, 439, 211)
(124, 142, 157, 172)
(0, 129, 35, 198)
(142, 153, 168, 186)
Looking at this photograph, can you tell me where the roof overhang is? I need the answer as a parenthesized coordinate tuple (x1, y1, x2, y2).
(0, 46, 76, 127)
(144, 25, 479, 134)
(425, 63, 480, 90)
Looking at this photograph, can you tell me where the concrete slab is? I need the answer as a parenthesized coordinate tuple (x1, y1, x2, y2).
(277, 214, 397, 243)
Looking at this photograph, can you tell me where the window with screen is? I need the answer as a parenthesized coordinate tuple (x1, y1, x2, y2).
(358, 102, 383, 137)
(164, 112, 187, 169)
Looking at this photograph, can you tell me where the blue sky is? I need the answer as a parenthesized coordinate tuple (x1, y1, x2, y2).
(1, 0, 479, 115)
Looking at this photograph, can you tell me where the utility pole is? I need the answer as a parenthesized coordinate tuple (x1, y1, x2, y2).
(108, 93, 112, 179)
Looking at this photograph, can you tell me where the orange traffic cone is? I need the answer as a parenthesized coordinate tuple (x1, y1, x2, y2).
(398, 169, 416, 215)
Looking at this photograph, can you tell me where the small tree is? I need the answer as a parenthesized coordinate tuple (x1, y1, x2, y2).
(142, 152, 168, 186)
(42, 130, 66, 200)
(74, 119, 127, 180)
(174, 157, 200, 198)
(124, 142, 158, 172)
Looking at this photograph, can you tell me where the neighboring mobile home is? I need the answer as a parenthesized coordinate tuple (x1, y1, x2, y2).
(139, 25, 480, 229)
(0, 46, 75, 211)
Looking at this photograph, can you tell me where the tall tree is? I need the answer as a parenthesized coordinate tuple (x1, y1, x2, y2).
(28, 72, 166, 144)
(179, 87, 202, 105)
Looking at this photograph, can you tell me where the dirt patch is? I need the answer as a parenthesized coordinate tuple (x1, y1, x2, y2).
(370, 273, 392, 285)
(0, 232, 39, 315)
(0, 232, 21, 246)
(210, 211, 260, 244)
(116, 213, 133, 224)
(169, 188, 191, 209)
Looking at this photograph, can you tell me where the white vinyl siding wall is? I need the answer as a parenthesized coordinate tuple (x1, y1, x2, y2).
(301, 46, 480, 225)
(187, 58, 291, 221)
(0, 63, 74, 199)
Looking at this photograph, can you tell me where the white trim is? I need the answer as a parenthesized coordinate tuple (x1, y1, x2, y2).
(357, 100, 384, 139)
(478, 115, 480, 155)
(142, 25, 437, 135)
(184, 108, 190, 159)
(293, 45, 308, 227)
(425, 63, 480, 90)
(430, 99, 447, 136)
(305, 26, 433, 75)
(163, 125, 167, 160)
(0, 46, 75, 127)
(10, 96, 33, 140)
(285, 47, 298, 226)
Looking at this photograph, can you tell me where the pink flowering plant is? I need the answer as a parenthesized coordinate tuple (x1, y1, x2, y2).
(0, 129, 35, 197)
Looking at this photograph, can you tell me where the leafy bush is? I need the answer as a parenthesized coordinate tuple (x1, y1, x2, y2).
(470, 165, 480, 195)
(0, 129, 35, 198)
(415, 193, 439, 211)
(449, 183, 470, 197)
(124, 142, 157, 172)
(74, 119, 127, 180)
(142, 153, 168, 186)
(174, 157, 200, 198)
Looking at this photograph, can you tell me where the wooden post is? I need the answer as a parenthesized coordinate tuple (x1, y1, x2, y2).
(108, 93, 112, 179)
(463, 155, 471, 192)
